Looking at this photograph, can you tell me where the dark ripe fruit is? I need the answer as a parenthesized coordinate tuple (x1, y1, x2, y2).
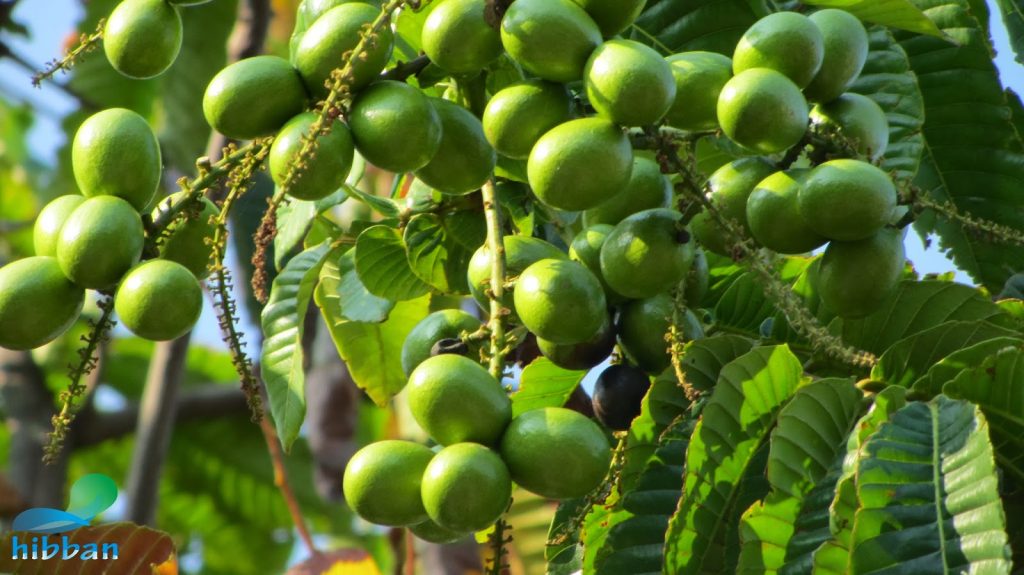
(422, 0, 503, 75)
(718, 68, 809, 154)
(0, 257, 84, 350)
(583, 156, 673, 228)
(746, 170, 827, 254)
(584, 39, 677, 127)
(514, 259, 608, 345)
(569, 0, 645, 37)
(33, 195, 86, 257)
(72, 108, 161, 211)
(467, 236, 567, 312)
(500, 407, 611, 499)
(600, 209, 695, 300)
(421, 443, 512, 533)
(349, 81, 443, 173)
(592, 364, 651, 430)
(152, 192, 220, 279)
(665, 51, 733, 131)
(343, 440, 434, 526)
(689, 157, 776, 256)
(409, 519, 467, 544)
(57, 196, 144, 289)
(415, 99, 496, 196)
(805, 9, 870, 103)
(537, 314, 615, 371)
(270, 113, 355, 201)
(401, 309, 483, 376)
(617, 294, 704, 375)
(483, 81, 573, 160)
(203, 56, 309, 140)
(733, 12, 824, 88)
(818, 228, 905, 318)
(406, 354, 512, 446)
(798, 159, 898, 242)
(104, 0, 182, 79)
(569, 224, 624, 303)
(500, 0, 602, 83)
(294, 3, 394, 97)
(810, 93, 889, 160)
(114, 260, 203, 341)
(528, 118, 633, 212)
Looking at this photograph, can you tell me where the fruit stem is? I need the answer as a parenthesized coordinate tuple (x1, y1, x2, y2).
(481, 179, 509, 380)
(259, 417, 321, 557)
(903, 185, 1024, 247)
(31, 18, 105, 87)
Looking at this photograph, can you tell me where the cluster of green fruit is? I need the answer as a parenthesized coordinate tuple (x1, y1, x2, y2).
(103, 0, 212, 79)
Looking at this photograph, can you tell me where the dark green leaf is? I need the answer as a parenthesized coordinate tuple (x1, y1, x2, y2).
(803, 0, 943, 36)
(633, 0, 765, 55)
(404, 213, 473, 293)
(512, 358, 586, 416)
(680, 335, 756, 391)
(343, 185, 401, 218)
(354, 225, 431, 301)
(318, 247, 394, 324)
(713, 273, 776, 333)
(995, 0, 1024, 63)
(913, 336, 1024, 395)
(274, 200, 317, 271)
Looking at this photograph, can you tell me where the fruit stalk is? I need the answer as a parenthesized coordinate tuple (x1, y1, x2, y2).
(31, 18, 106, 87)
(259, 417, 320, 557)
(481, 179, 509, 380)
(906, 187, 1024, 247)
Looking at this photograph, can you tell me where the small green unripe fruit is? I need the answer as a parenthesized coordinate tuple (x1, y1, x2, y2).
(270, 113, 355, 201)
(72, 108, 161, 211)
(57, 196, 144, 289)
(422, 0, 503, 75)
(617, 294, 703, 375)
(114, 260, 203, 341)
(528, 118, 633, 211)
(343, 440, 434, 526)
(584, 39, 677, 127)
(690, 157, 776, 256)
(415, 99, 496, 196)
(582, 156, 672, 230)
(500, 407, 611, 499)
(203, 56, 309, 141)
(718, 68, 809, 154)
(569, 224, 625, 303)
(818, 228, 905, 318)
(746, 170, 826, 254)
(805, 9, 870, 103)
(733, 12, 824, 89)
(152, 192, 220, 279)
(421, 443, 512, 533)
(33, 195, 86, 257)
(0, 257, 84, 350)
(665, 51, 733, 131)
(167, 0, 212, 5)
(600, 209, 695, 299)
(349, 81, 443, 173)
(593, 364, 650, 430)
(410, 519, 468, 544)
(514, 259, 608, 345)
(467, 236, 567, 312)
(483, 81, 573, 160)
(104, 0, 182, 79)
(302, 0, 381, 23)
(537, 315, 615, 371)
(568, 0, 645, 37)
(798, 159, 898, 241)
(402, 310, 483, 376)
(406, 354, 512, 446)
(294, 3, 394, 97)
(810, 93, 889, 160)
(500, 0, 602, 83)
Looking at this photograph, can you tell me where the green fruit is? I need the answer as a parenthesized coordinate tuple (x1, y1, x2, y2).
(733, 12, 824, 88)
(569, 224, 624, 302)
(746, 170, 827, 254)
(818, 228, 905, 318)
(114, 260, 203, 341)
(665, 51, 733, 131)
(583, 156, 673, 228)
(617, 294, 704, 374)
(33, 195, 86, 257)
(537, 315, 615, 371)
(415, 99, 496, 195)
(402, 310, 483, 376)
(72, 108, 161, 211)
(600, 208, 695, 299)
(406, 354, 512, 446)
(104, 0, 182, 79)
(805, 9, 870, 103)
(153, 192, 219, 279)
(592, 364, 650, 430)
(467, 236, 567, 311)
(302, 0, 379, 23)
(421, 443, 512, 533)
(514, 259, 608, 345)
(500, 0, 602, 83)
(203, 56, 309, 140)
(294, 3, 394, 97)
(57, 196, 144, 289)
(270, 113, 355, 201)
(528, 118, 633, 211)
(568, 0, 645, 37)
(167, 0, 211, 5)
(409, 519, 468, 544)
(689, 157, 776, 256)
(685, 248, 709, 307)
(798, 159, 897, 241)
(422, 0, 503, 75)
(717, 68, 809, 154)
(483, 81, 573, 160)
(500, 407, 611, 499)
(0, 257, 84, 350)
(810, 93, 889, 160)
(343, 440, 434, 526)
(349, 81, 443, 173)
(584, 39, 677, 127)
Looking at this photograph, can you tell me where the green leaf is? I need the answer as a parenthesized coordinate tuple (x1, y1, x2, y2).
(620, 372, 691, 494)
(354, 225, 431, 301)
(803, 0, 944, 36)
(260, 242, 331, 449)
(633, 0, 765, 55)
(325, 249, 395, 323)
(404, 213, 473, 294)
(995, 0, 1024, 64)
(546, 498, 588, 575)
(680, 335, 756, 391)
(274, 200, 317, 271)
(913, 336, 1024, 395)
(713, 272, 776, 333)
(506, 490, 558, 575)
(663, 346, 808, 575)
(511, 358, 586, 417)
(343, 184, 401, 218)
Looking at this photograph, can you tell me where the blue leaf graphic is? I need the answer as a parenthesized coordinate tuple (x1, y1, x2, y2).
(11, 508, 89, 534)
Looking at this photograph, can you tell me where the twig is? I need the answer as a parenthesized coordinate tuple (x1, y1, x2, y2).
(379, 54, 432, 82)
(481, 179, 510, 379)
(667, 284, 698, 400)
(906, 187, 1024, 247)
(32, 18, 105, 87)
(259, 417, 321, 557)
